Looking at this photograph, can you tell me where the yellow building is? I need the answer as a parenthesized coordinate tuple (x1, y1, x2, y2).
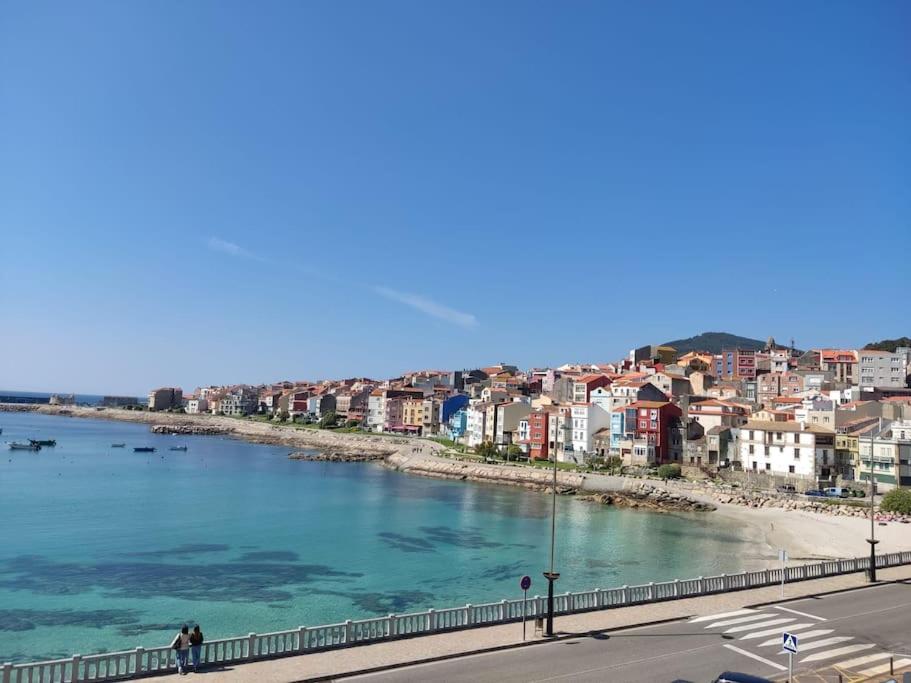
(401, 398, 425, 430)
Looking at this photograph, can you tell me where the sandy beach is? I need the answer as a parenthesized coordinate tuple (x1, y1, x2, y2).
(14, 404, 911, 568)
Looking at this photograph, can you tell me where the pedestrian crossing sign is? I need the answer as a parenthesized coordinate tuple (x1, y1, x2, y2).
(782, 632, 799, 654)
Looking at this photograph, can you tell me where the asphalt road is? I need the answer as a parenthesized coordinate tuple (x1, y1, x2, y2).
(340, 580, 911, 683)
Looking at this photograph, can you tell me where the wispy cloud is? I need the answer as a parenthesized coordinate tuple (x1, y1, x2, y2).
(207, 237, 268, 262)
(374, 286, 478, 328)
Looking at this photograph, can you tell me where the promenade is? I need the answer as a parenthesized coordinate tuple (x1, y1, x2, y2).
(155, 565, 911, 682)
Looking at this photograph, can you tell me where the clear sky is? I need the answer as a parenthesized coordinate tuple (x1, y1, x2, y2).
(1, 1, 908, 395)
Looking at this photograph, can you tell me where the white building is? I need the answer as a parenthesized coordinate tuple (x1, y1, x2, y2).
(516, 418, 530, 453)
(739, 420, 836, 480)
(366, 391, 385, 432)
(568, 403, 611, 459)
(186, 398, 209, 414)
(466, 401, 489, 448)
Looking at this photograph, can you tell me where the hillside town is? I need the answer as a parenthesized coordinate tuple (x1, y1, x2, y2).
(147, 337, 911, 492)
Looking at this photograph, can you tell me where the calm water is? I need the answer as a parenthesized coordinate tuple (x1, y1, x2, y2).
(0, 413, 762, 662)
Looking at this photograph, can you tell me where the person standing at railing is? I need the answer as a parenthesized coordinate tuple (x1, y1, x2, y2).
(189, 624, 204, 672)
(171, 624, 191, 675)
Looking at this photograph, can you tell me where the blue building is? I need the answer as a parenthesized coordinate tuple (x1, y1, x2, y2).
(445, 408, 468, 441)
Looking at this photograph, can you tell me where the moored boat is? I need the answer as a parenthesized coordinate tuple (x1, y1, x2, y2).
(133, 447, 156, 453)
(29, 439, 57, 447)
(111, 443, 126, 448)
(10, 442, 41, 451)
(169, 445, 188, 451)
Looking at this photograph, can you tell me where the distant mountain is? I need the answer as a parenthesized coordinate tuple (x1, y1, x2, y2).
(864, 337, 911, 352)
(662, 332, 767, 355)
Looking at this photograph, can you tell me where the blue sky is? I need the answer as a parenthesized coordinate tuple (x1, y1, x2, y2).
(1, 1, 908, 395)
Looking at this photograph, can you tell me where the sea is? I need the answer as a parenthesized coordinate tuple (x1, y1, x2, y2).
(0, 412, 764, 663)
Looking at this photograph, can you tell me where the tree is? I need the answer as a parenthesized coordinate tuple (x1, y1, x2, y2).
(657, 463, 682, 480)
(506, 444, 523, 461)
(475, 441, 498, 459)
(880, 488, 911, 515)
(318, 410, 338, 429)
(606, 456, 623, 475)
(345, 419, 360, 429)
(277, 411, 289, 423)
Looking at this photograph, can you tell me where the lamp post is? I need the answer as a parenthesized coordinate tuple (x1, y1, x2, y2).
(543, 411, 560, 636)
(866, 418, 881, 582)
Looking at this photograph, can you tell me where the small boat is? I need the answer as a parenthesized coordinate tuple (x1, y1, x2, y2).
(10, 442, 41, 451)
(30, 439, 57, 447)
(111, 443, 126, 448)
(133, 447, 156, 453)
(169, 445, 188, 452)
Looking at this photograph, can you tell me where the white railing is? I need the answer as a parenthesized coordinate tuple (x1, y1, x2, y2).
(4, 550, 910, 683)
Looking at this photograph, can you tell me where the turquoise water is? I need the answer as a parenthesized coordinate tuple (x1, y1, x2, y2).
(0, 413, 758, 662)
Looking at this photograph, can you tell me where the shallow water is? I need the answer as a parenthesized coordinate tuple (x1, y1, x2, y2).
(0, 412, 758, 662)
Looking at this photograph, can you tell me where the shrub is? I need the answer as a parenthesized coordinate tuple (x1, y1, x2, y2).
(880, 488, 911, 515)
(606, 456, 623, 475)
(318, 410, 338, 429)
(657, 464, 682, 480)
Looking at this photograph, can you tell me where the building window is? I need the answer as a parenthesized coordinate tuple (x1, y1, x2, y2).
(794, 449, 800, 459)
(765, 463, 771, 471)
(752, 461, 757, 470)
(788, 465, 795, 473)
(749, 445, 754, 455)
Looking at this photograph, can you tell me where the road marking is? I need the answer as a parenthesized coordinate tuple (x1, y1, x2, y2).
(758, 629, 832, 647)
(773, 605, 826, 621)
(723, 617, 795, 634)
(856, 658, 911, 677)
(793, 636, 853, 652)
(723, 644, 788, 671)
(831, 652, 892, 669)
(706, 614, 772, 628)
(801, 644, 875, 663)
(743, 622, 812, 641)
(690, 609, 755, 623)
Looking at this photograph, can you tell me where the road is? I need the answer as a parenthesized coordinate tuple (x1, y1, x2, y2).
(340, 580, 911, 682)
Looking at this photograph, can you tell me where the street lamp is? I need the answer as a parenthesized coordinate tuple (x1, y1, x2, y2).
(543, 411, 560, 636)
(866, 417, 882, 582)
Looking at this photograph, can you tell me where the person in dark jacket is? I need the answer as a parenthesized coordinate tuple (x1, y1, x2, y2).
(189, 624, 204, 672)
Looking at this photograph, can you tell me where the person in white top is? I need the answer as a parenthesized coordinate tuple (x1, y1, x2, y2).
(171, 624, 191, 675)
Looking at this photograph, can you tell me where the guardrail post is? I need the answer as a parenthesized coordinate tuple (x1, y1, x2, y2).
(721, 574, 728, 591)
(673, 579, 680, 598)
(501, 599, 508, 621)
(71, 654, 81, 683)
(648, 582, 654, 600)
(466, 604, 473, 626)
(427, 609, 436, 632)
(1, 663, 10, 683)
(697, 576, 704, 594)
(298, 627, 307, 652)
(621, 585, 628, 604)
(388, 615, 397, 637)
(248, 633, 256, 658)
(534, 595, 541, 615)
(134, 647, 144, 675)
(345, 620, 353, 644)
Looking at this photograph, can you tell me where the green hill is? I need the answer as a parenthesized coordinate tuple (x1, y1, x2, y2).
(864, 337, 911, 352)
(662, 332, 767, 355)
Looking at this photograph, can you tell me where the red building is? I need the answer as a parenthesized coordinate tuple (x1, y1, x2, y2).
(527, 408, 554, 460)
(572, 374, 613, 403)
(627, 400, 682, 463)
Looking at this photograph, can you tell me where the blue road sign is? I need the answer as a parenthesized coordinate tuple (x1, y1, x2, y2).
(782, 632, 799, 654)
(520, 575, 532, 591)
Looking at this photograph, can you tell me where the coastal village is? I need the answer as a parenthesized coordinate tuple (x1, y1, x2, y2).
(136, 334, 911, 494)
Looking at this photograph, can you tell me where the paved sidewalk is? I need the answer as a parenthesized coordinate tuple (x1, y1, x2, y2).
(156, 566, 911, 682)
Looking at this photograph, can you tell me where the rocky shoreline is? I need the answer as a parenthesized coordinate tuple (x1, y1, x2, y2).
(151, 424, 231, 435)
(288, 451, 388, 462)
(577, 486, 715, 512)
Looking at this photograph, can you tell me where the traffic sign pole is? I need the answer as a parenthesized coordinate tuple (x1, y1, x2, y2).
(519, 575, 532, 641)
(788, 652, 792, 682)
(522, 588, 527, 640)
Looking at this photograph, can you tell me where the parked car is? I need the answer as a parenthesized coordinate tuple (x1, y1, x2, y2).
(804, 489, 826, 497)
(824, 487, 848, 498)
(713, 672, 773, 683)
(775, 484, 797, 494)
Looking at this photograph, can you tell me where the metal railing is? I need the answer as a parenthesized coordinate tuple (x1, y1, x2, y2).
(4, 551, 910, 683)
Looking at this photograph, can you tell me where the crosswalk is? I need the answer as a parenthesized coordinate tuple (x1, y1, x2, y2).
(689, 606, 910, 678)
